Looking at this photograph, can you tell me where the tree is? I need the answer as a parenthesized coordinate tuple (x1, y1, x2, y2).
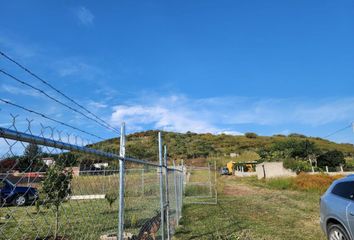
(18, 143, 44, 172)
(283, 159, 312, 173)
(42, 165, 72, 239)
(270, 139, 318, 159)
(317, 150, 345, 169)
(187, 139, 214, 158)
(55, 153, 77, 167)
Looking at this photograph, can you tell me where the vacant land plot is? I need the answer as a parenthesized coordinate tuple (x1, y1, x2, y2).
(175, 176, 326, 240)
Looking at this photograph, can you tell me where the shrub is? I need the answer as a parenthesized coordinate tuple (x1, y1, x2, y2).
(262, 173, 343, 193)
(283, 159, 312, 173)
(273, 134, 286, 137)
(130, 214, 138, 227)
(292, 173, 343, 193)
(105, 192, 117, 210)
(245, 132, 258, 138)
(288, 133, 306, 138)
(318, 150, 345, 168)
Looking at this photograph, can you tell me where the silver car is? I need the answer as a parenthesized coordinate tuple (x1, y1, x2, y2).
(320, 176, 354, 240)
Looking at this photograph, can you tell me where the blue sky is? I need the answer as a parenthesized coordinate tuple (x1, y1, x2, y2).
(0, 0, 354, 145)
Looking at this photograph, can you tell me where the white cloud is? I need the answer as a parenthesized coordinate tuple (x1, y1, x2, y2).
(294, 99, 354, 126)
(110, 95, 223, 133)
(219, 131, 244, 136)
(88, 101, 108, 109)
(219, 97, 354, 126)
(109, 95, 354, 134)
(76, 7, 94, 26)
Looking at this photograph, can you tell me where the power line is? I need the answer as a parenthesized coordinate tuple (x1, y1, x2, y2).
(0, 98, 104, 140)
(0, 50, 120, 134)
(323, 123, 352, 139)
(0, 69, 119, 134)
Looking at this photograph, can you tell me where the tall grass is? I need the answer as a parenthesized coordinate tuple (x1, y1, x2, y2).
(292, 173, 343, 193)
(261, 173, 343, 194)
(265, 178, 293, 190)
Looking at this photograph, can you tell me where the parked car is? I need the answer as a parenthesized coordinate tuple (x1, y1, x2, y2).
(320, 175, 354, 240)
(220, 167, 230, 175)
(0, 178, 38, 206)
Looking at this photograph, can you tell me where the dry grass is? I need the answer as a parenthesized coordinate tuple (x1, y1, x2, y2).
(292, 173, 343, 193)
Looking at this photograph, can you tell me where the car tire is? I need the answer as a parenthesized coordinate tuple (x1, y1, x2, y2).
(327, 223, 350, 240)
(14, 195, 27, 206)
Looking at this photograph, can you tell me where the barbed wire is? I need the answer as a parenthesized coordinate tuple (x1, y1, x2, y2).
(0, 98, 104, 140)
(0, 69, 119, 134)
(0, 50, 120, 135)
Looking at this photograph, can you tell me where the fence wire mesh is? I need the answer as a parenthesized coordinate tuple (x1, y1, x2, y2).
(0, 115, 184, 240)
(124, 167, 162, 239)
(184, 163, 217, 205)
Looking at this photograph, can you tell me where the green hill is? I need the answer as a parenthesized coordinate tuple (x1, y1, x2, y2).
(91, 131, 354, 166)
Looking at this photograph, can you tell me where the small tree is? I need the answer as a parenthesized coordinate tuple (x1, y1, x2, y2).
(105, 192, 117, 210)
(42, 165, 72, 239)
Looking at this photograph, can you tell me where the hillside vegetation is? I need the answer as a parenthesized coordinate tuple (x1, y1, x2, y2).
(90, 131, 354, 167)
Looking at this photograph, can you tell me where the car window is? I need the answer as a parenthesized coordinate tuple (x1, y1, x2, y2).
(331, 181, 354, 200)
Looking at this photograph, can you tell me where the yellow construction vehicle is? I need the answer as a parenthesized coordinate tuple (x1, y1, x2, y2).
(226, 161, 236, 174)
(220, 161, 235, 175)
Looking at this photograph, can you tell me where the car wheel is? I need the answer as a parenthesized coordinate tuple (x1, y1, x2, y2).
(327, 223, 350, 240)
(14, 195, 27, 206)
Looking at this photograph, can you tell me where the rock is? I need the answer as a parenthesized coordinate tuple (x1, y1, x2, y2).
(100, 232, 133, 240)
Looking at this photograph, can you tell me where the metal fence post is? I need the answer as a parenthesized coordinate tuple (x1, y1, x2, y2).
(164, 145, 171, 240)
(214, 161, 218, 204)
(118, 123, 126, 240)
(180, 170, 183, 219)
(173, 160, 180, 226)
(208, 163, 212, 196)
(158, 132, 165, 240)
(141, 168, 145, 197)
(181, 160, 184, 212)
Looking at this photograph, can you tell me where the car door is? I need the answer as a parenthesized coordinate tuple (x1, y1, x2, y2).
(0, 179, 9, 203)
(339, 181, 354, 239)
(0, 179, 13, 203)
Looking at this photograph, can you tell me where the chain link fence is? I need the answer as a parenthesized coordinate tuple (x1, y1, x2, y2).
(0, 117, 184, 240)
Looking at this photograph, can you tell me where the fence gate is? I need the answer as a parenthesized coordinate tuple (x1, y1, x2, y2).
(184, 162, 218, 205)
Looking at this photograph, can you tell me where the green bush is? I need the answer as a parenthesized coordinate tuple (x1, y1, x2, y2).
(265, 178, 293, 190)
(105, 192, 117, 209)
(318, 150, 345, 168)
(283, 159, 312, 173)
